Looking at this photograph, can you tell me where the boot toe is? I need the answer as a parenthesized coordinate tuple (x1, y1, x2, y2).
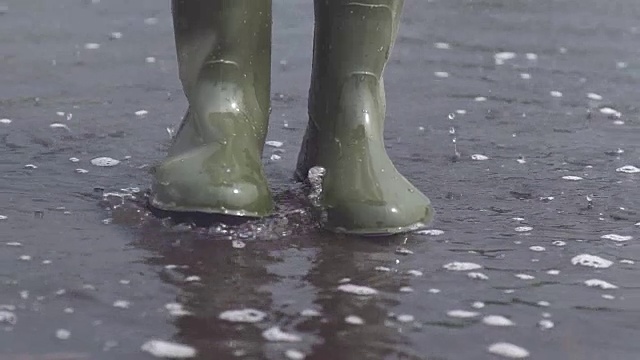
(150, 148, 273, 217)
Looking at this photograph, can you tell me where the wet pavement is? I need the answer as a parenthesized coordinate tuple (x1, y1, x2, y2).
(1, 0, 640, 359)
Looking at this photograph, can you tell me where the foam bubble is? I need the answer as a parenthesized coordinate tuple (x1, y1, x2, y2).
(550, 91, 563, 97)
(515, 274, 535, 280)
(571, 254, 613, 268)
(0, 310, 17, 325)
(84, 43, 100, 50)
(538, 319, 554, 330)
(443, 262, 482, 271)
(562, 175, 583, 181)
(218, 308, 266, 323)
(113, 300, 130, 309)
(337, 284, 378, 296)
(345, 315, 364, 325)
(396, 314, 415, 323)
(434, 71, 450, 78)
(415, 229, 444, 236)
(483, 315, 515, 327)
(434, 42, 451, 49)
(601, 234, 632, 242)
(0, 118, 12, 124)
(514, 226, 533, 232)
(266, 140, 283, 148)
(584, 279, 618, 289)
(471, 154, 489, 161)
(587, 92, 603, 100)
(487, 342, 530, 358)
(262, 327, 302, 342)
(135, 110, 148, 117)
(141, 340, 196, 358)
(468, 272, 489, 280)
(285, 349, 306, 360)
(529, 246, 546, 252)
(55, 329, 71, 340)
(616, 165, 640, 174)
(447, 310, 479, 318)
(91, 157, 120, 167)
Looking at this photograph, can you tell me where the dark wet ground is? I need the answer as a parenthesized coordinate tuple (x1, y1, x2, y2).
(1, 0, 640, 359)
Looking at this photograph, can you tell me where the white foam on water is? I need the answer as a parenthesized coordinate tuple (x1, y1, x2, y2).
(0, 310, 17, 325)
(471, 154, 489, 161)
(552, 241, 566, 247)
(285, 349, 306, 360)
(0, 118, 12, 124)
(337, 284, 378, 296)
(468, 272, 489, 280)
(406, 270, 423, 276)
(184, 276, 201, 282)
(266, 140, 283, 148)
(84, 43, 100, 50)
(262, 327, 302, 342)
(428, 288, 441, 294)
(620, 259, 635, 264)
(599, 107, 621, 117)
(616, 165, 640, 173)
(399, 286, 414, 293)
(19, 255, 31, 261)
(515, 274, 535, 280)
(483, 315, 515, 327)
(338, 278, 351, 284)
(375, 266, 391, 272)
(219, 308, 266, 323)
(145, 56, 156, 63)
(584, 279, 618, 289)
(447, 310, 479, 318)
(587, 92, 603, 100)
(562, 175, 583, 181)
(113, 300, 130, 309)
(231, 240, 246, 249)
(571, 254, 613, 268)
(601, 234, 632, 242)
(270, 154, 282, 161)
(520, 73, 531, 80)
(0, 215, 7, 220)
(69, 157, 80, 162)
(395, 247, 414, 255)
(494, 52, 516, 65)
(345, 315, 364, 325)
(434, 42, 451, 49)
(24, 164, 37, 169)
(475, 96, 487, 102)
(415, 229, 444, 236)
(50, 123, 70, 131)
(512, 217, 525, 221)
(537, 301, 550, 307)
(602, 294, 615, 300)
(165, 303, 192, 316)
(396, 314, 415, 323)
(538, 319, 554, 330)
(443, 262, 482, 271)
(55, 329, 71, 340)
(6, 242, 21, 246)
(141, 340, 196, 358)
(472, 301, 485, 309)
(529, 246, 546, 252)
(434, 71, 450, 78)
(514, 226, 533, 232)
(487, 342, 530, 358)
(525, 53, 538, 60)
(300, 309, 321, 317)
(546, 269, 560, 275)
(550, 91, 563, 97)
(135, 110, 148, 117)
(91, 157, 120, 167)
(110, 31, 123, 39)
(455, 109, 467, 115)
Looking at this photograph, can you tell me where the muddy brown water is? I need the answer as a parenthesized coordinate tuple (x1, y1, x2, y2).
(1, 0, 640, 359)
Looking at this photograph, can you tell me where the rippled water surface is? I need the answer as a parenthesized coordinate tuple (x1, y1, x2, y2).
(1, 0, 639, 359)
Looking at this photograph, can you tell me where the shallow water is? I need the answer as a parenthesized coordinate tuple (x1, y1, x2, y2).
(1, 0, 640, 359)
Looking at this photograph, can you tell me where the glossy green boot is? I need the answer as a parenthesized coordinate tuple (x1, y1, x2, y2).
(151, 0, 274, 217)
(296, 0, 434, 235)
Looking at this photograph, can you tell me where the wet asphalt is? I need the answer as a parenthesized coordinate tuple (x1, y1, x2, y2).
(1, 0, 640, 359)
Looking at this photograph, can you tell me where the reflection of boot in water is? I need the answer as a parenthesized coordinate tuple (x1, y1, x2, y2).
(151, 0, 274, 218)
(296, 0, 434, 235)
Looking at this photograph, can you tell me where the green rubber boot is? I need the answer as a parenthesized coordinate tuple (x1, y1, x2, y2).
(296, 0, 434, 235)
(150, 0, 274, 217)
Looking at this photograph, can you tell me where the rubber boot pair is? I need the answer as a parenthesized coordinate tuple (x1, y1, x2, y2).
(151, 0, 434, 235)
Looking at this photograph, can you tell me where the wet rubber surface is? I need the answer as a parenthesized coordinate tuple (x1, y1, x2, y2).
(1, 0, 639, 359)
